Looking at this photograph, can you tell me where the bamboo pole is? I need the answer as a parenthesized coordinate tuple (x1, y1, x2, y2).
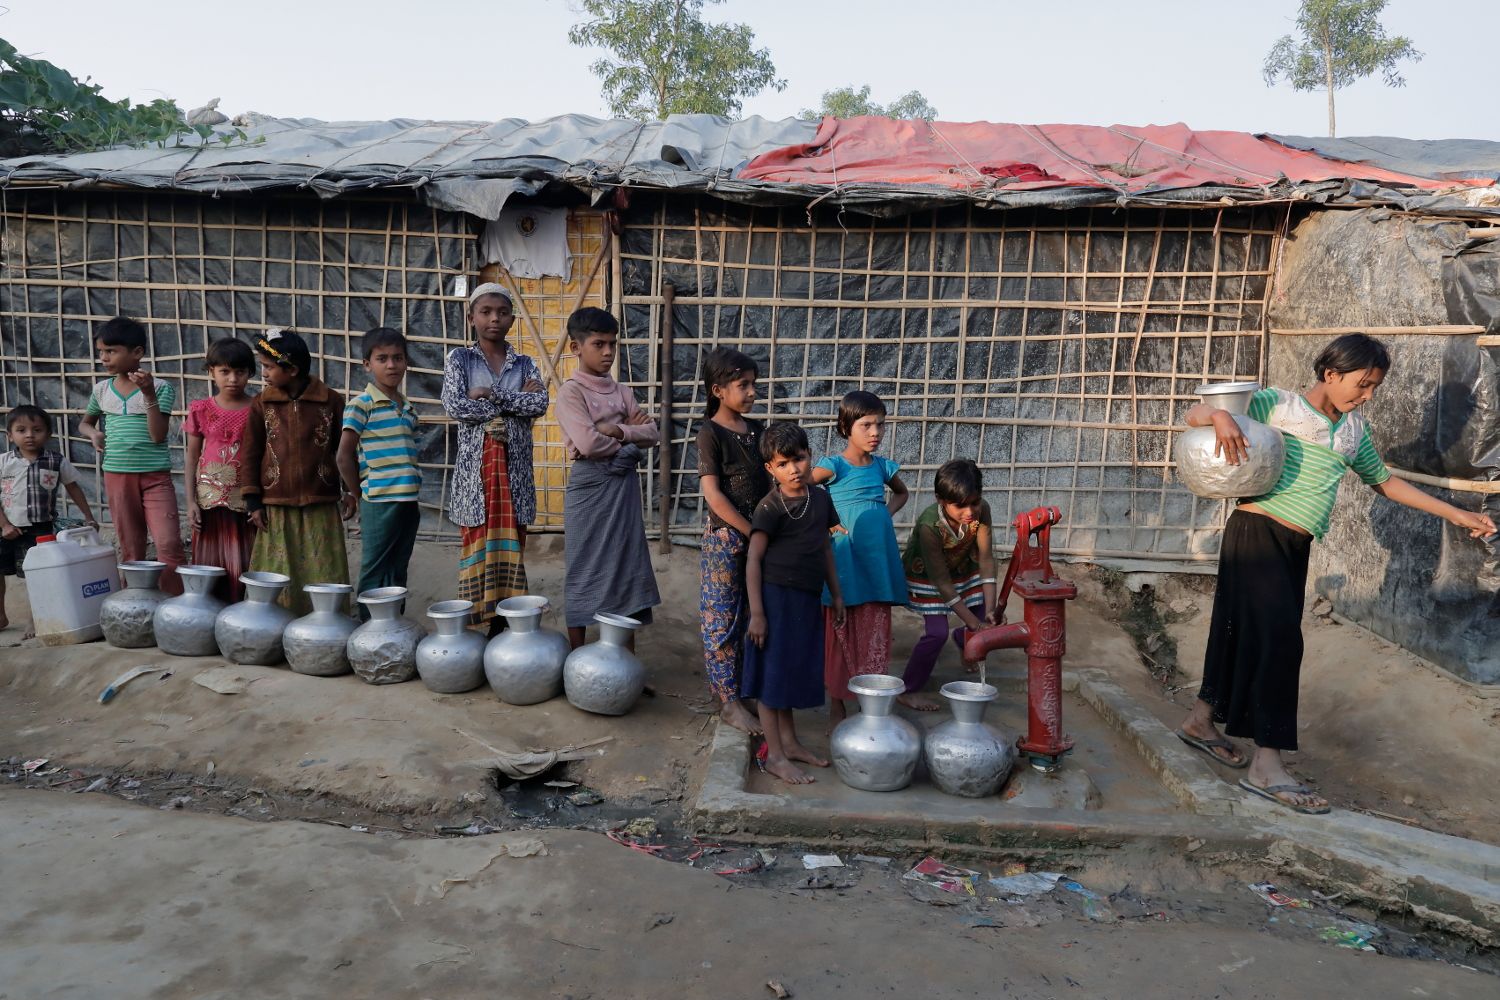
(658, 282, 676, 554)
(1388, 468, 1500, 495)
(1270, 325, 1485, 336)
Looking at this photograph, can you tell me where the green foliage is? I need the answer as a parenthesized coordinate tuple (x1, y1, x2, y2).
(799, 84, 939, 121)
(1262, 0, 1421, 136)
(0, 37, 258, 154)
(568, 0, 785, 120)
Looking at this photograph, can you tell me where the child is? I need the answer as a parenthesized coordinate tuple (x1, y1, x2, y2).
(184, 337, 257, 603)
(0, 405, 97, 633)
(899, 459, 999, 710)
(697, 346, 770, 735)
(811, 391, 909, 723)
(242, 328, 351, 617)
(554, 306, 660, 650)
(745, 421, 845, 784)
(1176, 334, 1495, 814)
(339, 328, 422, 617)
(440, 284, 546, 632)
(79, 316, 185, 595)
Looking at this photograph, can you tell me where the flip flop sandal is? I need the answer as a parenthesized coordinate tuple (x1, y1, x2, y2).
(1239, 778, 1331, 815)
(1175, 729, 1250, 769)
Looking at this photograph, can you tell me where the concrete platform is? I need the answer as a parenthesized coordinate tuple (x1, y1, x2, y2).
(691, 662, 1500, 944)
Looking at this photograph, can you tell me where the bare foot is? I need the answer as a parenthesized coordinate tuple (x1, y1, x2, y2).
(720, 700, 763, 736)
(21, 628, 35, 641)
(898, 692, 940, 712)
(783, 741, 830, 768)
(764, 754, 814, 784)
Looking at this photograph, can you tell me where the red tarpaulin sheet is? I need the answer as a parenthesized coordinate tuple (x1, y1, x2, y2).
(739, 118, 1450, 193)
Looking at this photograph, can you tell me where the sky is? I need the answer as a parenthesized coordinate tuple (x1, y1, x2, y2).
(4, 0, 1494, 140)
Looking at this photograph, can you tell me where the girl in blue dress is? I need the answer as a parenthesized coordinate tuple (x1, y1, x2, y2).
(811, 391, 910, 724)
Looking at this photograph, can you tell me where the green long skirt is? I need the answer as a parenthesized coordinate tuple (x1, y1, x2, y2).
(249, 503, 350, 617)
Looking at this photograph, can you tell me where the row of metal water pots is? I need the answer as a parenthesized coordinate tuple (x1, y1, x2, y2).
(98, 561, 647, 716)
(830, 674, 1018, 798)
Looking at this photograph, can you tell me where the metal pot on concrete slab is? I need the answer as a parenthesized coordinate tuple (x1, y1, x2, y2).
(346, 587, 422, 684)
(484, 595, 569, 705)
(100, 560, 168, 648)
(415, 600, 487, 693)
(924, 681, 1015, 797)
(563, 612, 645, 715)
(284, 584, 357, 676)
(153, 565, 227, 656)
(1174, 381, 1285, 499)
(214, 571, 294, 665)
(830, 674, 923, 792)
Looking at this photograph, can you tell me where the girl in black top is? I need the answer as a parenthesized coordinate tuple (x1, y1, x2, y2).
(696, 347, 771, 736)
(745, 421, 845, 785)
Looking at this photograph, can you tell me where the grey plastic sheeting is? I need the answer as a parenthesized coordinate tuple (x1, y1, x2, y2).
(0, 114, 818, 220)
(1268, 134, 1500, 182)
(4, 114, 1498, 220)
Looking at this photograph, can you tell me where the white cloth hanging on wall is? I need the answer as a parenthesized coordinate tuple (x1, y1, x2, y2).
(481, 206, 572, 280)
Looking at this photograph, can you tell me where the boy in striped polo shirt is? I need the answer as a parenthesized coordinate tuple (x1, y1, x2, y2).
(79, 316, 186, 595)
(337, 328, 421, 610)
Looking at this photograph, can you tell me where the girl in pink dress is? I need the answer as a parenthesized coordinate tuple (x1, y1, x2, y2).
(184, 338, 257, 602)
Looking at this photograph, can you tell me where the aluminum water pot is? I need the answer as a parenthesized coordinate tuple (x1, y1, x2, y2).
(1173, 381, 1285, 499)
(346, 587, 422, 684)
(563, 613, 645, 715)
(214, 571, 294, 665)
(484, 595, 570, 705)
(153, 565, 228, 656)
(923, 681, 1015, 797)
(100, 560, 168, 648)
(830, 674, 923, 792)
(415, 600, 487, 693)
(284, 584, 357, 676)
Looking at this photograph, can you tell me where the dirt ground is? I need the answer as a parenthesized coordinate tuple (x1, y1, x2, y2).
(4, 536, 1498, 994)
(4, 789, 1493, 1000)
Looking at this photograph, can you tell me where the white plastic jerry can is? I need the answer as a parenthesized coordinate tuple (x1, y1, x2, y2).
(21, 526, 119, 646)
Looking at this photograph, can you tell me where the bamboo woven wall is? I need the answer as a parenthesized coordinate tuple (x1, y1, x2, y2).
(617, 195, 1281, 561)
(0, 191, 606, 538)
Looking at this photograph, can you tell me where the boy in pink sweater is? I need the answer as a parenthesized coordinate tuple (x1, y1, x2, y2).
(555, 307, 661, 650)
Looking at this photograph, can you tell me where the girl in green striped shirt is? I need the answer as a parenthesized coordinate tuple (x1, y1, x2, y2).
(1175, 334, 1495, 814)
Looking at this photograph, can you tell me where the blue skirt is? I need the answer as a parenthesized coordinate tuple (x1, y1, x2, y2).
(742, 582, 825, 710)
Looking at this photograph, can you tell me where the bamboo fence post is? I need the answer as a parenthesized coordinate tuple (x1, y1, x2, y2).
(658, 282, 676, 553)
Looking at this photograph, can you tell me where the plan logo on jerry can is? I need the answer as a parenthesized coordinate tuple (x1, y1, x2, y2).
(81, 578, 113, 599)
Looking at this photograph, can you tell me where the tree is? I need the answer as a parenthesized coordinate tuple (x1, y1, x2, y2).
(568, 0, 785, 120)
(799, 85, 939, 121)
(1262, 0, 1421, 137)
(0, 38, 252, 155)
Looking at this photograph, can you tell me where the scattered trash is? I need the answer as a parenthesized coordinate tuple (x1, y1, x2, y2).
(625, 817, 659, 838)
(82, 777, 108, 793)
(757, 849, 777, 868)
(435, 819, 502, 837)
(646, 912, 675, 931)
(566, 789, 604, 807)
(121, 778, 141, 790)
(350, 825, 369, 833)
(1319, 924, 1379, 952)
(998, 860, 1029, 877)
(452, 727, 613, 782)
(796, 872, 855, 890)
(205, 761, 215, 776)
(22, 758, 48, 773)
(903, 857, 980, 895)
(99, 666, 162, 703)
(989, 872, 1066, 897)
(766, 980, 792, 999)
(851, 854, 891, 866)
(801, 854, 844, 870)
(460, 791, 486, 806)
(193, 668, 252, 695)
(1248, 882, 1312, 909)
(543, 779, 579, 788)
